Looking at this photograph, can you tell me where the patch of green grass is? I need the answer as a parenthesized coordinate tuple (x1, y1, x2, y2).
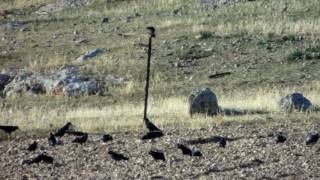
(288, 45, 320, 61)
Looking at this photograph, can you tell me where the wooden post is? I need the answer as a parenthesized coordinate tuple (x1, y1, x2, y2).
(143, 27, 155, 121)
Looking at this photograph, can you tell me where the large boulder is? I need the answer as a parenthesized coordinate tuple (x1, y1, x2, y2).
(279, 92, 312, 112)
(3, 70, 45, 97)
(62, 76, 104, 97)
(2, 68, 103, 98)
(2, 67, 128, 98)
(188, 87, 220, 116)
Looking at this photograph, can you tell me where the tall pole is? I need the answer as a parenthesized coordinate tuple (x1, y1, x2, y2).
(143, 27, 155, 121)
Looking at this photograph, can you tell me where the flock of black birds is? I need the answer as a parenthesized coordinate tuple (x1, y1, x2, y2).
(0, 118, 222, 164)
(1, 118, 320, 165)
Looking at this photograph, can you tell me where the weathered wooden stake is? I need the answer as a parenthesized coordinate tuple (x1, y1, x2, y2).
(143, 27, 156, 121)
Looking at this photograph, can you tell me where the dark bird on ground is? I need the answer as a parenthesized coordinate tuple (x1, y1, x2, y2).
(23, 153, 54, 165)
(177, 143, 202, 157)
(275, 133, 287, 143)
(149, 149, 165, 161)
(27, 141, 37, 151)
(108, 151, 129, 161)
(0, 125, 19, 134)
(146, 26, 156, 37)
(219, 137, 227, 147)
(306, 133, 319, 145)
(72, 133, 88, 144)
(102, 134, 113, 142)
(144, 118, 161, 132)
(48, 133, 57, 146)
(54, 122, 72, 137)
(141, 131, 164, 140)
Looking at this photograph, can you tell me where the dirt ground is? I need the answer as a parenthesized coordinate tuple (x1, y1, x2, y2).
(1, 118, 320, 179)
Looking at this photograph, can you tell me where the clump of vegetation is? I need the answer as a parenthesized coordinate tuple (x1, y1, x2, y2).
(196, 31, 215, 40)
(287, 45, 320, 61)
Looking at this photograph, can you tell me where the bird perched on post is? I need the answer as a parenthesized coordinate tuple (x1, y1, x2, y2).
(146, 26, 156, 38)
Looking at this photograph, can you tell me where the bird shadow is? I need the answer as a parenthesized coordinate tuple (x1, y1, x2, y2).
(186, 136, 242, 145)
(221, 108, 270, 116)
(195, 159, 265, 178)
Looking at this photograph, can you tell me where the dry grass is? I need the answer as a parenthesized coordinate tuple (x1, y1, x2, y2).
(1, 0, 52, 9)
(1, 0, 320, 134)
(1, 82, 319, 133)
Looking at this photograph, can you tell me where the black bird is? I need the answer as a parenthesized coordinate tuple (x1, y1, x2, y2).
(275, 133, 287, 143)
(149, 149, 165, 161)
(177, 143, 202, 157)
(0, 125, 18, 134)
(141, 131, 163, 140)
(48, 133, 57, 146)
(306, 133, 319, 145)
(27, 141, 37, 151)
(54, 122, 72, 137)
(72, 133, 88, 144)
(144, 118, 161, 132)
(102, 134, 113, 142)
(219, 137, 227, 147)
(108, 151, 129, 161)
(146, 26, 156, 37)
(23, 153, 54, 165)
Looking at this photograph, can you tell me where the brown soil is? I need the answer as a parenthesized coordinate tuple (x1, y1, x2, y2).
(1, 118, 320, 179)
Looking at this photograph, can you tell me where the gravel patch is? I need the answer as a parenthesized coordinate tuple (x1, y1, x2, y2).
(1, 119, 320, 179)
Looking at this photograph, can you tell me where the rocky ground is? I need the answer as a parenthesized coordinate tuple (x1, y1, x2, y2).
(1, 118, 320, 179)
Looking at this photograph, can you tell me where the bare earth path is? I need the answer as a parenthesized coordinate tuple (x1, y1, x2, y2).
(1, 118, 320, 179)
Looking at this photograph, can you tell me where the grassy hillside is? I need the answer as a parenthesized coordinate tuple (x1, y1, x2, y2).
(1, 0, 320, 132)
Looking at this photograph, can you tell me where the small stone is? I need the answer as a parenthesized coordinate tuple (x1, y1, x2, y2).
(77, 48, 106, 62)
(101, 17, 109, 23)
